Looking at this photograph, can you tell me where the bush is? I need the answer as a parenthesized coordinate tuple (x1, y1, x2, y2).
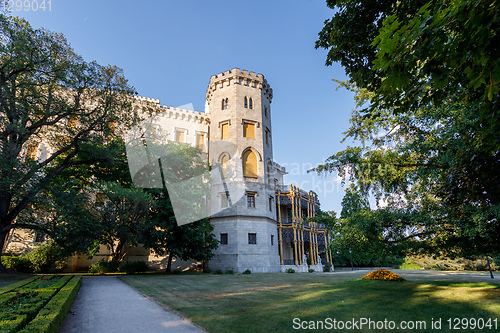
(242, 269, 251, 274)
(26, 242, 68, 273)
(323, 262, 332, 272)
(1, 242, 68, 273)
(88, 259, 120, 274)
(119, 261, 148, 274)
(1, 256, 33, 273)
(224, 270, 234, 274)
(213, 269, 224, 274)
(202, 268, 211, 273)
(286, 268, 295, 273)
(308, 269, 315, 273)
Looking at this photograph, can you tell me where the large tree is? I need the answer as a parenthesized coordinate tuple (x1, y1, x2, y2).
(314, 1, 500, 257)
(0, 15, 135, 270)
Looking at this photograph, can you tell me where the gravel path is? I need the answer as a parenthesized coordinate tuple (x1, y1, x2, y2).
(59, 276, 205, 333)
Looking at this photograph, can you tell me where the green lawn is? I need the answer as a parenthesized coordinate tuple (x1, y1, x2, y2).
(121, 271, 500, 333)
(0, 272, 32, 289)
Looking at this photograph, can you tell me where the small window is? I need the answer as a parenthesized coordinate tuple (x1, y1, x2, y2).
(248, 233, 257, 245)
(243, 122, 255, 138)
(221, 123, 229, 139)
(196, 133, 205, 150)
(222, 98, 228, 110)
(244, 97, 248, 108)
(95, 192, 106, 207)
(269, 196, 274, 212)
(247, 193, 256, 208)
(265, 129, 270, 145)
(221, 192, 229, 208)
(271, 235, 274, 246)
(175, 130, 185, 143)
(221, 155, 229, 179)
(220, 233, 228, 245)
(249, 98, 253, 109)
(264, 107, 268, 118)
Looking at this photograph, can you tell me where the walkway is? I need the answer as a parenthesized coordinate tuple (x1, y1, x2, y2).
(60, 276, 205, 333)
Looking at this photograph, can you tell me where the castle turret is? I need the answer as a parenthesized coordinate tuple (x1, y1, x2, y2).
(207, 68, 280, 273)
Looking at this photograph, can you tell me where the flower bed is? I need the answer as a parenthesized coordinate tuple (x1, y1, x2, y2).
(0, 275, 81, 333)
(362, 269, 406, 281)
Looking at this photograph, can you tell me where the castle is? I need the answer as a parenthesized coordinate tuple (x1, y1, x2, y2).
(4, 68, 332, 273)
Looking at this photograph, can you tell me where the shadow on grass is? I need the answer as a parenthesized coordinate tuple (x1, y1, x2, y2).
(121, 274, 500, 333)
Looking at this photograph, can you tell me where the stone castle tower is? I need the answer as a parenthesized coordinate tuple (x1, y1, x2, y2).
(206, 68, 282, 273)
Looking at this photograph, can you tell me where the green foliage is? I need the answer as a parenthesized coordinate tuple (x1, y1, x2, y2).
(25, 242, 68, 274)
(286, 268, 295, 273)
(308, 269, 315, 273)
(224, 270, 234, 275)
(0, 14, 135, 266)
(242, 269, 251, 274)
(119, 261, 149, 274)
(323, 262, 332, 272)
(315, 1, 500, 258)
(1, 242, 68, 273)
(213, 269, 224, 275)
(88, 259, 120, 274)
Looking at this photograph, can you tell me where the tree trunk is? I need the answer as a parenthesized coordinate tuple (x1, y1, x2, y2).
(0, 229, 11, 273)
(166, 253, 173, 272)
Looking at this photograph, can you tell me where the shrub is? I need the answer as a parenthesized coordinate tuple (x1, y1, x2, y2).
(308, 269, 315, 273)
(362, 269, 405, 281)
(25, 242, 68, 273)
(225, 270, 234, 274)
(88, 259, 120, 274)
(286, 268, 295, 273)
(213, 269, 224, 274)
(119, 261, 148, 274)
(323, 262, 332, 272)
(242, 269, 251, 274)
(1, 256, 33, 273)
(202, 268, 211, 273)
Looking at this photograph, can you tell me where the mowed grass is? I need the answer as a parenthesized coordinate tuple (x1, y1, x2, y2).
(0, 272, 32, 288)
(120, 271, 500, 333)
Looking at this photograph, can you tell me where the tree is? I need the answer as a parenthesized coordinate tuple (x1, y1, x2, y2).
(314, 1, 500, 257)
(0, 15, 135, 270)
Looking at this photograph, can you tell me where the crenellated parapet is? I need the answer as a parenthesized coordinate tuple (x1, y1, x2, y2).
(206, 67, 273, 105)
(132, 95, 209, 124)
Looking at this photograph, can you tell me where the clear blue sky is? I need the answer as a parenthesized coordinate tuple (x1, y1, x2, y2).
(14, 0, 357, 214)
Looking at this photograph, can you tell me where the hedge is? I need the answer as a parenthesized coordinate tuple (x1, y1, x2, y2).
(0, 277, 36, 295)
(19, 276, 82, 333)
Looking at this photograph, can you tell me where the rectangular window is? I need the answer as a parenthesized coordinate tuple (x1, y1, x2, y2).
(196, 133, 205, 150)
(271, 235, 274, 246)
(175, 130, 185, 143)
(247, 193, 256, 208)
(269, 196, 274, 212)
(248, 233, 257, 245)
(220, 233, 228, 245)
(221, 123, 228, 139)
(221, 192, 229, 208)
(243, 122, 255, 138)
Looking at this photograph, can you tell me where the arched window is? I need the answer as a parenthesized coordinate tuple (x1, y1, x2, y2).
(244, 97, 248, 108)
(221, 154, 229, 179)
(242, 150, 258, 178)
(249, 98, 253, 109)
